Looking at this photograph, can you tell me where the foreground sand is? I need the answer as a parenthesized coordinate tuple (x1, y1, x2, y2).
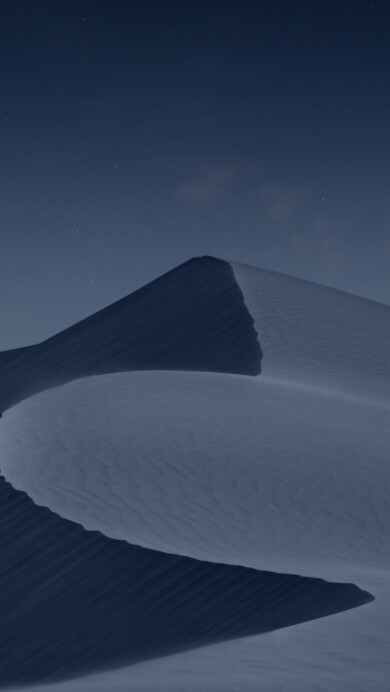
(0, 257, 389, 690)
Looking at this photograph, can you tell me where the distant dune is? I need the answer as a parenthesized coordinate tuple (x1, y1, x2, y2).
(0, 257, 389, 691)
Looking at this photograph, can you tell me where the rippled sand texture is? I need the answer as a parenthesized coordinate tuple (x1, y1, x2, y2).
(0, 256, 389, 691)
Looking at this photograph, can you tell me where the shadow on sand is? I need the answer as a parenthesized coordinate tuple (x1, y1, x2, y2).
(0, 257, 261, 413)
(0, 475, 373, 686)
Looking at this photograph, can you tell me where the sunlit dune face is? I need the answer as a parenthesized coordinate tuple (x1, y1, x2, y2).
(1, 370, 389, 589)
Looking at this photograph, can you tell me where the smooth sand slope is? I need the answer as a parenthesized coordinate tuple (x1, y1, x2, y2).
(2, 370, 389, 585)
(0, 256, 389, 691)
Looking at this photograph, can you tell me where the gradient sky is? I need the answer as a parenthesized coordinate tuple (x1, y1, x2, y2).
(1, 0, 389, 349)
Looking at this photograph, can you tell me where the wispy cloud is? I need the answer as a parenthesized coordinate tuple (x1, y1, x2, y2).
(283, 215, 348, 284)
(176, 166, 236, 202)
(257, 183, 306, 221)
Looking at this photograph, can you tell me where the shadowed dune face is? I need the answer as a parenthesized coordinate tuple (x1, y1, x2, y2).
(0, 256, 388, 688)
(0, 476, 372, 685)
(0, 257, 261, 413)
(2, 370, 389, 585)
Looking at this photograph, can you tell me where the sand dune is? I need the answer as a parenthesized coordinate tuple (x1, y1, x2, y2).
(2, 370, 389, 587)
(233, 261, 390, 403)
(0, 257, 260, 413)
(0, 256, 389, 690)
(0, 475, 369, 686)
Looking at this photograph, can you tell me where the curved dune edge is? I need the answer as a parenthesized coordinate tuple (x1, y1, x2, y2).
(0, 475, 373, 686)
(2, 370, 389, 589)
(0, 257, 261, 413)
(232, 260, 390, 403)
(0, 256, 388, 687)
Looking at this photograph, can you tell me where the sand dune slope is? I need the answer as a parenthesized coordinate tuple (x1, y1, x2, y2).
(0, 257, 260, 413)
(0, 476, 368, 686)
(0, 257, 389, 691)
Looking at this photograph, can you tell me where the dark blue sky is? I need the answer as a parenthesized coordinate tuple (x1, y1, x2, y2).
(1, 0, 389, 348)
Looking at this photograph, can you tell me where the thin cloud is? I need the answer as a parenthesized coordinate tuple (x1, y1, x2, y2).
(176, 166, 236, 202)
(258, 184, 306, 221)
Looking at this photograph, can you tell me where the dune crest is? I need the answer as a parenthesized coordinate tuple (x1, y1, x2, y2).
(1, 257, 389, 690)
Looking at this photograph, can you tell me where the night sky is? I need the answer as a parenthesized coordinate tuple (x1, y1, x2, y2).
(1, 0, 389, 349)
